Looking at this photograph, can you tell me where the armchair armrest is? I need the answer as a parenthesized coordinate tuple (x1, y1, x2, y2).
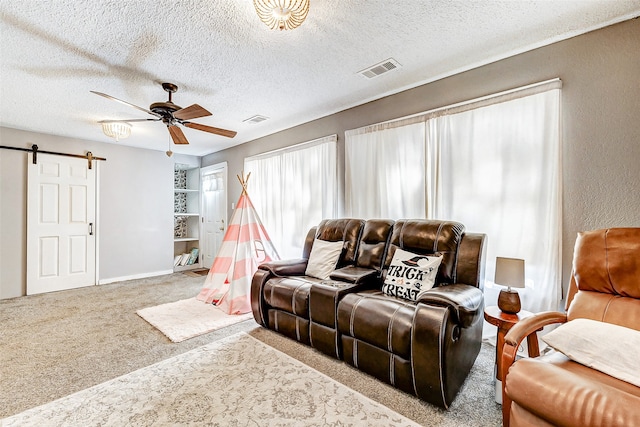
(500, 311, 567, 427)
(259, 259, 308, 276)
(503, 311, 568, 349)
(329, 266, 378, 284)
(417, 284, 483, 328)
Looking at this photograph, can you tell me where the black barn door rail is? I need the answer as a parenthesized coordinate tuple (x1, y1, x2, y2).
(0, 144, 106, 169)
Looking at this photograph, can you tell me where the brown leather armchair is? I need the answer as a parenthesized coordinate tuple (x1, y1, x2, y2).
(501, 228, 640, 427)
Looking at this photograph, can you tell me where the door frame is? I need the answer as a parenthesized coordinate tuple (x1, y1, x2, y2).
(200, 162, 228, 268)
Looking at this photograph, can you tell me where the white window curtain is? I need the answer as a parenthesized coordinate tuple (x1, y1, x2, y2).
(345, 80, 562, 341)
(345, 119, 426, 219)
(428, 89, 562, 336)
(244, 135, 338, 259)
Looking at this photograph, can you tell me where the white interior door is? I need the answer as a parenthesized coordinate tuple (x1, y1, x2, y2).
(201, 163, 227, 269)
(27, 153, 96, 294)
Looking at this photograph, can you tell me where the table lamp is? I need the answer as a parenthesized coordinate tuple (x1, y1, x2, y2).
(495, 257, 525, 314)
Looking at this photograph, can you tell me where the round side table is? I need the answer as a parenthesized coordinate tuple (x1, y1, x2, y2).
(484, 305, 540, 404)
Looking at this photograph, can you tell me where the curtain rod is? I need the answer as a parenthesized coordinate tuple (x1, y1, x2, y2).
(0, 144, 106, 169)
(245, 134, 338, 162)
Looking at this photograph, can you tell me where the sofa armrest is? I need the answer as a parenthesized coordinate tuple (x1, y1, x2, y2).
(259, 259, 308, 276)
(417, 284, 483, 328)
(501, 311, 568, 427)
(329, 266, 378, 284)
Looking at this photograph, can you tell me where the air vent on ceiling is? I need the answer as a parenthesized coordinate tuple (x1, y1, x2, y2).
(358, 58, 402, 79)
(243, 115, 269, 124)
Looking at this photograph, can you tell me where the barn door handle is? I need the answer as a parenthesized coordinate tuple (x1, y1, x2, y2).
(89, 223, 94, 235)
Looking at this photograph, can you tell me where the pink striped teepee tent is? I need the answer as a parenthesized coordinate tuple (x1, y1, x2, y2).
(196, 173, 279, 314)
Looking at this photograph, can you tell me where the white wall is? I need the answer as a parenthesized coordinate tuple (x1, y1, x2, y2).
(203, 19, 640, 296)
(0, 127, 180, 298)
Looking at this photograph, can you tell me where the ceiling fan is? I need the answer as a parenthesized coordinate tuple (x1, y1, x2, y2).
(91, 82, 237, 146)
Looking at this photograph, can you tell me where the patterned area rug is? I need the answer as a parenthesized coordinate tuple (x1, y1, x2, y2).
(2, 332, 419, 426)
(136, 297, 252, 342)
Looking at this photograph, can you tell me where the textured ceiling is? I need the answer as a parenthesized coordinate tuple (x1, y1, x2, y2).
(1, 1, 639, 156)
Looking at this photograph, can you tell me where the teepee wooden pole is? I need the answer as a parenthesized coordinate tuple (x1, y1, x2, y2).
(237, 171, 251, 195)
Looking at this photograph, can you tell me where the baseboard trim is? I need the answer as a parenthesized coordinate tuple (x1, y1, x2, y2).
(99, 270, 174, 285)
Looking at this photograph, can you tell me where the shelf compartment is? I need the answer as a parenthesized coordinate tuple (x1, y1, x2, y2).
(174, 163, 201, 273)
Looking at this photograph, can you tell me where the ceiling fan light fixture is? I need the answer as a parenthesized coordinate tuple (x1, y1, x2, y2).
(101, 121, 131, 142)
(92, 83, 236, 147)
(254, 0, 309, 31)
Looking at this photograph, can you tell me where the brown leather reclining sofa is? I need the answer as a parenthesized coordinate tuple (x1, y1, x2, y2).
(251, 218, 487, 408)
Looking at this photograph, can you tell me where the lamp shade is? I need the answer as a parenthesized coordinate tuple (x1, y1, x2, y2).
(494, 257, 525, 289)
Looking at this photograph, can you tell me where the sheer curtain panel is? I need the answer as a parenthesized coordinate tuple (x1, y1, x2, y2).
(345, 119, 426, 219)
(244, 135, 338, 259)
(429, 89, 562, 332)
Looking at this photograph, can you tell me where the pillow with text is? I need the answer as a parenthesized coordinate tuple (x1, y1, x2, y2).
(382, 248, 442, 301)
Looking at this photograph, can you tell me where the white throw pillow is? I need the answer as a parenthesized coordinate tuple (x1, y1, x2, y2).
(305, 239, 344, 280)
(382, 248, 442, 301)
(541, 318, 640, 387)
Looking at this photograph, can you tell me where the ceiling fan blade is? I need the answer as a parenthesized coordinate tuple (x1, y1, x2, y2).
(173, 104, 212, 120)
(98, 118, 161, 123)
(168, 125, 189, 145)
(183, 122, 237, 138)
(90, 91, 161, 118)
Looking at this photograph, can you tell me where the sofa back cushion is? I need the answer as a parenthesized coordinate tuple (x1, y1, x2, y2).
(302, 226, 317, 259)
(567, 227, 640, 331)
(315, 219, 365, 268)
(385, 220, 465, 285)
(356, 219, 395, 271)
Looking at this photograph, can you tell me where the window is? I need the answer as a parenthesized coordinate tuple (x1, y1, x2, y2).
(345, 80, 562, 326)
(345, 120, 426, 219)
(245, 135, 338, 258)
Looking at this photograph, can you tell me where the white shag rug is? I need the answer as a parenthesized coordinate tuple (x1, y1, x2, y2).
(136, 297, 253, 342)
(2, 332, 419, 427)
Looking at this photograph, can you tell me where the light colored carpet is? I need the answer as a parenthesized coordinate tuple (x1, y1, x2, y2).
(137, 297, 252, 342)
(182, 268, 209, 277)
(0, 273, 501, 426)
(3, 332, 419, 426)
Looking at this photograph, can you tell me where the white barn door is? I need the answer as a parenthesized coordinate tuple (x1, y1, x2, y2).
(27, 153, 97, 294)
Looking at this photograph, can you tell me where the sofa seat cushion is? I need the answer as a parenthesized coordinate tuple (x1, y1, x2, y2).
(263, 276, 324, 317)
(506, 352, 640, 427)
(337, 289, 416, 359)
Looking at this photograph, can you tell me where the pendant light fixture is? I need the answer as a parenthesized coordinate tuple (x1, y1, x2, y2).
(100, 121, 131, 142)
(254, 0, 310, 31)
